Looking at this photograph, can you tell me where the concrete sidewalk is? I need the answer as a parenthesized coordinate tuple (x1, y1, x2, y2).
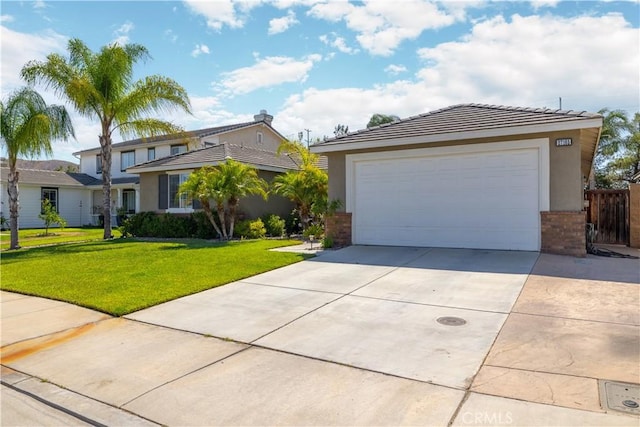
(2, 246, 638, 426)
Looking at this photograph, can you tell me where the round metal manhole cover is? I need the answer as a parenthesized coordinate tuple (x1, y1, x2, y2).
(436, 316, 467, 326)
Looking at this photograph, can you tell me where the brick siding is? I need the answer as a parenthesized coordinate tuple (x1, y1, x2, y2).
(540, 211, 586, 257)
(630, 184, 640, 249)
(325, 212, 352, 248)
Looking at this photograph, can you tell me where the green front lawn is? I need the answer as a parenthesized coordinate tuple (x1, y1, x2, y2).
(1, 238, 308, 316)
(0, 227, 121, 250)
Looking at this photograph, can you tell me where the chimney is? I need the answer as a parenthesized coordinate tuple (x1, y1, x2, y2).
(253, 109, 273, 125)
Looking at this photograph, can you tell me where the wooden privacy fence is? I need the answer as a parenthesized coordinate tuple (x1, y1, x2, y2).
(585, 189, 630, 245)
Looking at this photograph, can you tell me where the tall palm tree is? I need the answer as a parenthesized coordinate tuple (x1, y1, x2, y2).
(21, 38, 192, 239)
(218, 159, 267, 239)
(0, 87, 75, 249)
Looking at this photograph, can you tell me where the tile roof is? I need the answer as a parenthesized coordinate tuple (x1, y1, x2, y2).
(73, 121, 269, 154)
(127, 143, 303, 172)
(312, 103, 602, 149)
(0, 168, 101, 187)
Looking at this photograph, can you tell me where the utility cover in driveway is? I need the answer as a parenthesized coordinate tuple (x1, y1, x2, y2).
(599, 380, 640, 415)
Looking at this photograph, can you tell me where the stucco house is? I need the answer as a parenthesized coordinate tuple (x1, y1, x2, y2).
(312, 104, 603, 257)
(1, 110, 296, 228)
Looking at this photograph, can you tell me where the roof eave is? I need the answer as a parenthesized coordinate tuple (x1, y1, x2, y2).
(310, 118, 604, 153)
(128, 162, 294, 174)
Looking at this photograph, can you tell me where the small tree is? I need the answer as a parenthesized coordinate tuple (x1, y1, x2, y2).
(178, 160, 267, 240)
(366, 113, 399, 128)
(38, 198, 67, 235)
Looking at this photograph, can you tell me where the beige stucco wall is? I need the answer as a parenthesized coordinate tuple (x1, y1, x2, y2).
(326, 130, 587, 213)
(139, 172, 160, 212)
(203, 124, 284, 153)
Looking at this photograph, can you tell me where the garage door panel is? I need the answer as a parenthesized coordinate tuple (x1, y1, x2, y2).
(353, 147, 541, 251)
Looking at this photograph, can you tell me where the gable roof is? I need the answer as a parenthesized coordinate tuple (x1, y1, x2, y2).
(0, 168, 101, 187)
(126, 143, 304, 173)
(73, 120, 285, 155)
(311, 103, 603, 153)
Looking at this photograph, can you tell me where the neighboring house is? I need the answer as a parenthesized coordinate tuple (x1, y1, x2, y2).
(73, 110, 284, 223)
(127, 143, 300, 219)
(1, 110, 299, 228)
(0, 169, 98, 229)
(311, 103, 603, 257)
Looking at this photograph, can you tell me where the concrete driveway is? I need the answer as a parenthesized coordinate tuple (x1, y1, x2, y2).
(2, 246, 638, 426)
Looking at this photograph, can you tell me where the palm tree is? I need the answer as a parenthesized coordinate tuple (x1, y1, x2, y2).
(0, 87, 75, 249)
(178, 160, 267, 240)
(178, 166, 224, 239)
(218, 159, 268, 239)
(273, 140, 328, 230)
(21, 38, 192, 239)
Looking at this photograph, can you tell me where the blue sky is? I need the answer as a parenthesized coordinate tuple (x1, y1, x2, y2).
(2, 0, 639, 162)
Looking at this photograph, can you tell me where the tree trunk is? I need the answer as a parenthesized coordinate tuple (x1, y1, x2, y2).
(100, 136, 113, 239)
(228, 198, 238, 240)
(7, 166, 20, 250)
(201, 199, 223, 239)
(216, 203, 227, 240)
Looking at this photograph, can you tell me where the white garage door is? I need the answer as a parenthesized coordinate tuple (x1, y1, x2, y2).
(350, 142, 546, 251)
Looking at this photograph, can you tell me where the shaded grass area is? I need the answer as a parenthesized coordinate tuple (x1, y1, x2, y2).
(1, 238, 308, 316)
(0, 228, 121, 250)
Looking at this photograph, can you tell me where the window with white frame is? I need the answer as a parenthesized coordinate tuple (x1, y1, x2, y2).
(121, 151, 135, 171)
(168, 173, 189, 208)
(170, 144, 187, 155)
(148, 147, 156, 161)
(257, 131, 263, 144)
(41, 188, 59, 213)
(96, 154, 102, 174)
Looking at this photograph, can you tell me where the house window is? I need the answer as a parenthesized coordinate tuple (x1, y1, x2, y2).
(257, 132, 263, 144)
(148, 147, 156, 161)
(122, 189, 136, 214)
(121, 151, 135, 171)
(41, 187, 58, 213)
(168, 173, 189, 208)
(96, 155, 102, 174)
(170, 144, 187, 155)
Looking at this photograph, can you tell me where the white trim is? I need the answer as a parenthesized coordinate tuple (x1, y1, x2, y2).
(313, 118, 601, 153)
(346, 138, 550, 249)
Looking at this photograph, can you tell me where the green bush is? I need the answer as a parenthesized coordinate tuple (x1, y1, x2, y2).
(262, 214, 285, 237)
(234, 218, 266, 239)
(192, 211, 219, 239)
(303, 223, 324, 240)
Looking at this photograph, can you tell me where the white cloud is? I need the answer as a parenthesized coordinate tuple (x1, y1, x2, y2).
(319, 32, 358, 54)
(308, 0, 462, 56)
(217, 54, 322, 95)
(0, 25, 67, 93)
(385, 64, 407, 75)
(183, 0, 263, 31)
(268, 10, 298, 35)
(33, 0, 46, 10)
(1, 15, 14, 23)
(191, 43, 210, 57)
(275, 13, 640, 140)
(112, 21, 134, 45)
(530, 0, 560, 10)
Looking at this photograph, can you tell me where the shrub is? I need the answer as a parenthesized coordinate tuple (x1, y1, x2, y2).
(191, 211, 219, 239)
(322, 235, 334, 249)
(38, 199, 67, 235)
(262, 214, 285, 237)
(234, 218, 266, 239)
(303, 223, 324, 240)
